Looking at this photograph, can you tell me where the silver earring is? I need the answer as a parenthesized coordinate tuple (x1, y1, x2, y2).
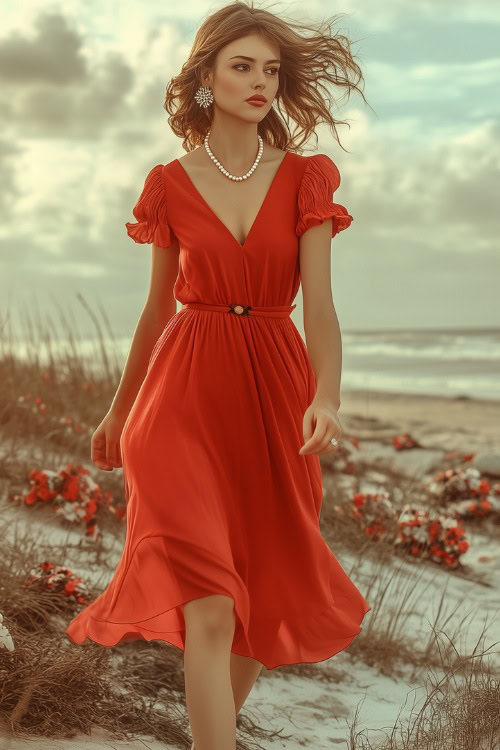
(194, 85, 214, 108)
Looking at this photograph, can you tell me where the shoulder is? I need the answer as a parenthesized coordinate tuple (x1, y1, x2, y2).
(296, 152, 341, 190)
(130, 163, 168, 207)
(143, 162, 166, 180)
(175, 149, 200, 168)
(127, 162, 168, 215)
(264, 146, 288, 163)
(125, 163, 172, 246)
(130, 163, 167, 195)
(294, 152, 353, 238)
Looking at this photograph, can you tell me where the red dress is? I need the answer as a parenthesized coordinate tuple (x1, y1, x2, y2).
(65, 150, 371, 670)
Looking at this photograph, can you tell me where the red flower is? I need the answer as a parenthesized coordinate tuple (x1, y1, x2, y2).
(479, 479, 490, 494)
(462, 453, 475, 462)
(353, 492, 365, 508)
(393, 433, 419, 451)
(427, 520, 441, 540)
(65, 577, 83, 594)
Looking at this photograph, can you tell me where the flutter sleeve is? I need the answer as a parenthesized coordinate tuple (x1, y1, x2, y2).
(125, 164, 173, 247)
(296, 153, 353, 238)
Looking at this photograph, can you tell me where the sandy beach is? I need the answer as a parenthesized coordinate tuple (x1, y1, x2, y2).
(340, 387, 500, 452)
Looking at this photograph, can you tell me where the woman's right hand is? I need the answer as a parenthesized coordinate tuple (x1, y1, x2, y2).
(91, 411, 127, 471)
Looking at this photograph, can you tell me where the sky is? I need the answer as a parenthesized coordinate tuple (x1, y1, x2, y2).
(0, 0, 499, 340)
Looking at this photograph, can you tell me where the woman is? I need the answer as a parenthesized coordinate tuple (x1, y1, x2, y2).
(66, 3, 371, 749)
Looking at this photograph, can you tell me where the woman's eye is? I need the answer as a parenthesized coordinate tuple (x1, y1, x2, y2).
(234, 64, 279, 75)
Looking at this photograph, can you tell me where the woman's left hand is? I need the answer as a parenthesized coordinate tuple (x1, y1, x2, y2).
(299, 395, 342, 456)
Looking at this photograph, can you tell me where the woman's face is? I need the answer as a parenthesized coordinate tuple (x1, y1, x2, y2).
(205, 33, 281, 122)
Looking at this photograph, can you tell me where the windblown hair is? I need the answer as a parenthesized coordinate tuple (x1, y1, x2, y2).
(164, 0, 369, 154)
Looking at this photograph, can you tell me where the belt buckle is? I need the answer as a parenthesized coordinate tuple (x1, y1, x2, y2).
(229, 303, 252, 316)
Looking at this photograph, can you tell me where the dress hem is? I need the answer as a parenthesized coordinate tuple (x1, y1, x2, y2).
(65, 593, 371, 672)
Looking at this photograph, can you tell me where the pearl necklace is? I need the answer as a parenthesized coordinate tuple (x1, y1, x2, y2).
(203, 131, 264, 181)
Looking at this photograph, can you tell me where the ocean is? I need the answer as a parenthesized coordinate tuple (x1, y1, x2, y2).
(341, 327, 500, 401)
(6, 324, 499, 403)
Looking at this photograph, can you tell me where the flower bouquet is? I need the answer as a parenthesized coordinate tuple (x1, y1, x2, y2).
(395, 503, 469, 568)
(23, 561, 91, 606)
(426, 466, 500, 520)
(10, 463, 124, 538)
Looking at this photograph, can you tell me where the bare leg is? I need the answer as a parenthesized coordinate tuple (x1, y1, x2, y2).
(185, 597, 265, 750)
(184, 595, 237, 750)
(229, 651, 264, 714)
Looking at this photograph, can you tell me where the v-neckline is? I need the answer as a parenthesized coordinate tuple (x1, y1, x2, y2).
(175, 151, 290, 250)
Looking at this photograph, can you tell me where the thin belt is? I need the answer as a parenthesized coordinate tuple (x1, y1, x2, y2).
(183, 302, 296, 318)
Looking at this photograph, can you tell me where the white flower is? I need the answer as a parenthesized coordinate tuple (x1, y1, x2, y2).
(427, 482, 441, 495)
(464, 468, 480, 479)
(0, 612, 15, 653)
(413, 528, 429, 544)
(55, 502, 86, 522)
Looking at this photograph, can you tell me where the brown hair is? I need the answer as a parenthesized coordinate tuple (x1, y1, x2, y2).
(164, 0, 369, 154)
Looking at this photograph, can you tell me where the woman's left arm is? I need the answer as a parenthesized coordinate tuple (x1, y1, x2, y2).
(298, 219, 343, 456)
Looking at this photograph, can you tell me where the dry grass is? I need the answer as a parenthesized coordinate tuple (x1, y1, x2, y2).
(346, 636, 500, 749)
(0, 295, 121, 462)
(347, 543, 489, 675)
(0, 516, 284, 749)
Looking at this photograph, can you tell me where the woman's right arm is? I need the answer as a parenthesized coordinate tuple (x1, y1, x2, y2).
(92, 238, 180, 471)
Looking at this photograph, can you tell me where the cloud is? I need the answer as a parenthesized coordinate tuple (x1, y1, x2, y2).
(0, 11, 134, 137)
(0, 12, 86, 84)
(330, 114, 500, 253)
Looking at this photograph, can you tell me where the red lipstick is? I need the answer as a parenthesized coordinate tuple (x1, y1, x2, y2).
(245, 95, 267, 107)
